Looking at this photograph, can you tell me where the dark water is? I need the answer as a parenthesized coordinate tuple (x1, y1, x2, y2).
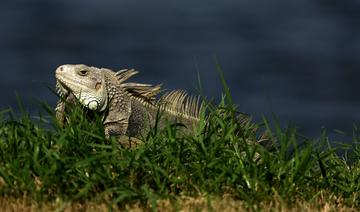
(1, 0, 360, 139)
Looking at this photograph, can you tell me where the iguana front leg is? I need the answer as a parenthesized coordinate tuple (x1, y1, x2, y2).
(104, 121, 128, 137)
(55, 94, 77, 127)
(103, 97, 140, 147)
(104, 120, 141, 148)
(104, 121, 131, 147)
(55, 100, 66, 127)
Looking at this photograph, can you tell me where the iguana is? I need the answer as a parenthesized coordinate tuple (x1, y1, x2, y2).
(55, 64, 257, 147)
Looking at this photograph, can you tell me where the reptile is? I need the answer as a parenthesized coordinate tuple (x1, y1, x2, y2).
(55, 64, 256, 147)
(55, 64, 206, 146)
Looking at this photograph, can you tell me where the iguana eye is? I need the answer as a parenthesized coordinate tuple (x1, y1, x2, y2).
(78, 69, 89, 76)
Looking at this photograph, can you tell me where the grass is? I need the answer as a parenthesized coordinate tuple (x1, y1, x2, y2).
(0, 89, 360, 211)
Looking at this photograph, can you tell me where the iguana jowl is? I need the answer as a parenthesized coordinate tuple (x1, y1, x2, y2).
(55, 64, 204, 144)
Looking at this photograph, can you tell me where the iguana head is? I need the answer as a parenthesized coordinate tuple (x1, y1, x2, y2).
(55, 64, 108, 111)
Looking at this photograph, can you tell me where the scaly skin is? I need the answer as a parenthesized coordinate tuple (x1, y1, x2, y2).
(55, 64, 202, 146)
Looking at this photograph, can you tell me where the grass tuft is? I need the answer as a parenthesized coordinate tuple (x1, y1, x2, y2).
(0, 89, 359, 210)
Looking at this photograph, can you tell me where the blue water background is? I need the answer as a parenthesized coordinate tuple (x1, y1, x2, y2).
(1, 0, 360, 140)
